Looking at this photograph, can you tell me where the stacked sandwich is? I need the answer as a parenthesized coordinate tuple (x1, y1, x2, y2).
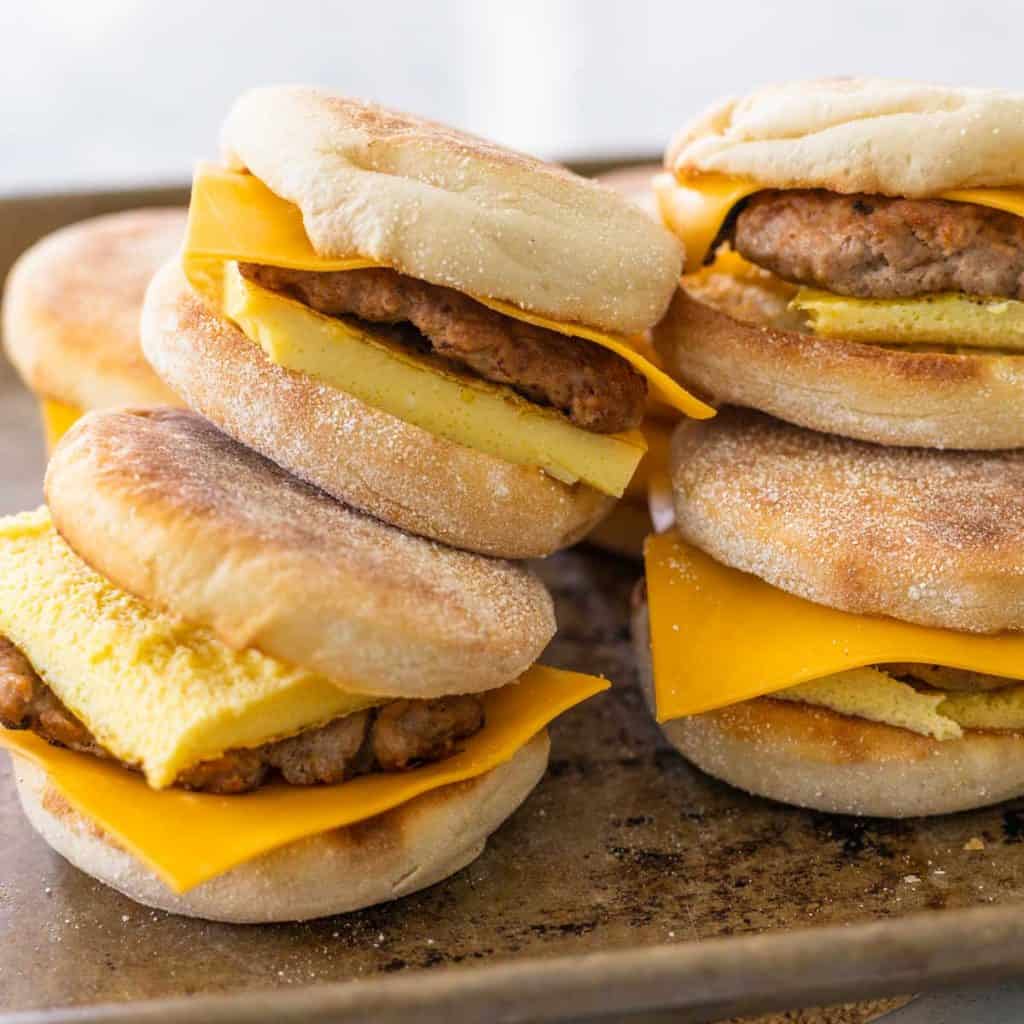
(0, 86, 704, 921)
(637, 78, 1024, 817)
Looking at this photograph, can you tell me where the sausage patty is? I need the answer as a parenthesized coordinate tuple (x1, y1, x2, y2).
(0, 635, 483, 794)
(238, 264, 647, 434)
(733, 190, 1024, 301)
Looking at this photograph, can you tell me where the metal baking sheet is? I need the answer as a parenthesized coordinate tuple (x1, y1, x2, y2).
(4, 184, 1024, 1024)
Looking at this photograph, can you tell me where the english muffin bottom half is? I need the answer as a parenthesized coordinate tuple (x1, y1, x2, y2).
(634, 408, 1024, 818)
(654, 77, 1024, 449)
(141, 85, 713, 559)
(2, 208, 186, 450)
(0, 408, 606, 921)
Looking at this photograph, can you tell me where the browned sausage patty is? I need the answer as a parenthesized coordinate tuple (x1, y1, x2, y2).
(0, 635, 483, 794)
(733, 190, 1024, 300)
(238, 264, 647, 433)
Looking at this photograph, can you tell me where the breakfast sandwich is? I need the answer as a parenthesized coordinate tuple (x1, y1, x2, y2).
(654, 78, 1024, 448)
(2, 209, 185, 449)
(635, 409, 1024, 818)
(141, 86, 713, 560)
(0, 408, 605, 921)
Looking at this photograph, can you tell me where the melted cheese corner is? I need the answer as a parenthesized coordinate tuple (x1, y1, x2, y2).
(0, 509, 379, 788)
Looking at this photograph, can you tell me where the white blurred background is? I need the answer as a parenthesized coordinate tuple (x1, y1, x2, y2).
(3, 0, 1024, 194)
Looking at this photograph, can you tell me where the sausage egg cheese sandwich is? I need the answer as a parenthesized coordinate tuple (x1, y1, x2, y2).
(654, 78, 1024, 448)
(142, 86, 712, 560)
(3, 209, 185, 449)
(635, 409, 1024, 818)
(0, 409, 605, 921)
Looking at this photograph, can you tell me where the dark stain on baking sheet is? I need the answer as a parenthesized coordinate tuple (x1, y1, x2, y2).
(2, 527, 1024, 1017)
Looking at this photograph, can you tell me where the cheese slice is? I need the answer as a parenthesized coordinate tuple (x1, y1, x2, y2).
(644, 531, 1024, 722)
(622, 334, 685, 423)
(656, 172, 1024, 273)
(655, 173, 762, 274)
(684, 246, 800, 303)
(473, 295, 709, 418)
(39, 399, 82, 453)
(1, 665, 607, 893)
(183, 163, 713, 421)
(943, 188, 1024, 220)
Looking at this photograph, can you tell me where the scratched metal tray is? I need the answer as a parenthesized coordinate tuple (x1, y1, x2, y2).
(3, 182, 1024, 1024)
